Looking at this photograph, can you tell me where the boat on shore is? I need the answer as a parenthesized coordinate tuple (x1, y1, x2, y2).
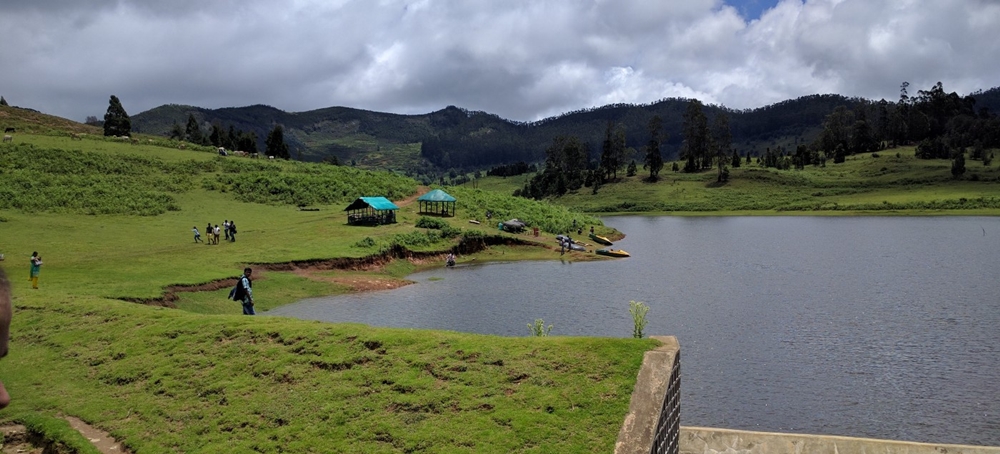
(555, 235, 588, 252)
(595, 248, 630, 258)
(589, 233, 613, 246)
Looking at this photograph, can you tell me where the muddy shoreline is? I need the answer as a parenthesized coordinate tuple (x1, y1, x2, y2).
(120, 235, 538, 307)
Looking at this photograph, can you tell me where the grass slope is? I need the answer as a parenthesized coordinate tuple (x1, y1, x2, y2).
(464, 150, 1000, 215)
(1, 127, 646, 452)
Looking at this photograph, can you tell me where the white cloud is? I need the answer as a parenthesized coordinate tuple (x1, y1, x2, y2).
(0, 0, 997, 123)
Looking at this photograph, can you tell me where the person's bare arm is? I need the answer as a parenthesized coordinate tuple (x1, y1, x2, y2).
(0, 267, 12, 409)
(0, 267, 10, 358)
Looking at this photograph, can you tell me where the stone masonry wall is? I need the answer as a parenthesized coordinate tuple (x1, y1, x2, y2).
(680, 426, 1000, 454)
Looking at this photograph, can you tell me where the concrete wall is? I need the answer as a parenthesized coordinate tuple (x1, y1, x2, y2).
(615, 336, 681, 454)
(680, 427, 1000, 454)
(615, 336, 1000, 454)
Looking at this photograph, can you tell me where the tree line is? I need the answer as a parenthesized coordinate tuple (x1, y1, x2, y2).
(515, 81, 1000, 200)
(170, 113, 291, 159)
(100, 95, 291, 159)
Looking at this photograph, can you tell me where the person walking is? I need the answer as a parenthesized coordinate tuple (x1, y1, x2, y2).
(214, 225, 221, 245)
(223, 220, 230, 241)
(206, 223, 214, 245)
(229, 221, 237, 242)
(28, 252, 36, 281)
(192, 226, 202, 243)
(235, 267, 255, 315)
(29, 254, 42, 289)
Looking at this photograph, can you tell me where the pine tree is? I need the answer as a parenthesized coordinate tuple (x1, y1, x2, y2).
(643, 116, 665, 181)
(0, 96, 8, 106)
(226, 125, 238, 150)
(185, 114, 204, 144)
(237, 131, 258, 154)
(682, 100, 710, 171)
(103, 95, 131, 137)
(951, 150, 966, 178)
(712, 113, 732, 182)
(209, 123, 223, 147)
(265, 125, 290, 159)
(169, 122, 183, 140)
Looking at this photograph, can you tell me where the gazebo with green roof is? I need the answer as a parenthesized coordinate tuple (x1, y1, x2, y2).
(417, 189, 457, 217)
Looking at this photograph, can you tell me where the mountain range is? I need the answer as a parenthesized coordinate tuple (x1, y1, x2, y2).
(130, 87, 1000, 178)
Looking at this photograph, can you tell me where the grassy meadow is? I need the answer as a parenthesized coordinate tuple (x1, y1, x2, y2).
(460, 150, 1000, 215)
(0, 126, 651, 452)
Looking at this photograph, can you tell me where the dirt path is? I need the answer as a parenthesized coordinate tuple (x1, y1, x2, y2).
(395, 185, 430, 208)
(1, 417, 128, 454)
(65, 416, 129, 453)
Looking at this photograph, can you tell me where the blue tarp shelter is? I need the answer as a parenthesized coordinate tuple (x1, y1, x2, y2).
(417, 189, 457, 217)
(344, 197, 399, 225)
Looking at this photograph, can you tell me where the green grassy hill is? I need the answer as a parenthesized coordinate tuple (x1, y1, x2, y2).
(456, 150, 1000, 215)
(1, 107, 644, 453)
(563, 151, 1000, 214)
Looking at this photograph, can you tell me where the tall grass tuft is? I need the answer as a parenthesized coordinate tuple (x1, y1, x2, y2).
(629, 300, 649, 339)
(528, 318, 553, 336)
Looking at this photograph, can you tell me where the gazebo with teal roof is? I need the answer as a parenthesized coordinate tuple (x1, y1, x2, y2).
(344, 196, 399, 225)
(417, 189, 456, 217)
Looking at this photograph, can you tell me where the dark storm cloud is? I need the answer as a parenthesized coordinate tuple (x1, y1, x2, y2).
(0, 0, 997, 123)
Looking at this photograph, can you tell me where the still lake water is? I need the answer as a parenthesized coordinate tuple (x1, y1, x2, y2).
(269, 216, 1000, 446)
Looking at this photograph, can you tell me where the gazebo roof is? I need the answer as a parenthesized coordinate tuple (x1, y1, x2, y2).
(417, 189, 456, 203)
(344, 197, 399, 211)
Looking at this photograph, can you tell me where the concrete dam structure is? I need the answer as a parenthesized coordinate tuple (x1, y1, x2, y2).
(614, 336, 1000, 454)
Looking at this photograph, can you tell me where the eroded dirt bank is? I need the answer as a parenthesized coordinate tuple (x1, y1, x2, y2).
(120, 235, 538, 307)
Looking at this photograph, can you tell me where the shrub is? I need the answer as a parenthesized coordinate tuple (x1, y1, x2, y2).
(527, 319, 552, 337)
(629, 301, 649, 339)
(415, 216, 448, 229)
(439, 226, 462, 239)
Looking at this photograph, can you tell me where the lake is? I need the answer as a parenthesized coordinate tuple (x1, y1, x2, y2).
(268, 216, 1000, 446)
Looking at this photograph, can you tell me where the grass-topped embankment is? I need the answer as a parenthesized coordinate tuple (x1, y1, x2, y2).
(0, 131, 645, 452)
(463, 149, 1000, 215)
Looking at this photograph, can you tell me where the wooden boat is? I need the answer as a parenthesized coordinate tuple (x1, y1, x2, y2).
(595, 248, 630, 258)
(589, 233, 613, 246)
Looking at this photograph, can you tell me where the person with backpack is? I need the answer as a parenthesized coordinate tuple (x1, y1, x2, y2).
(232, 267, 254, 315)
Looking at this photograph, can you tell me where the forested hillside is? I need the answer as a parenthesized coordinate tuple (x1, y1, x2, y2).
(129, 84, 1000, 182)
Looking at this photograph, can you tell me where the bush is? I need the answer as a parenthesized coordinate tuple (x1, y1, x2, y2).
(439, 226, 462, 239)
(447, 186, 602, 234)
(415, 216, 448, 229)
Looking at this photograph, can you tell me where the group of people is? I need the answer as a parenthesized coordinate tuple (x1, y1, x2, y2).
(193, 220, 238, 244)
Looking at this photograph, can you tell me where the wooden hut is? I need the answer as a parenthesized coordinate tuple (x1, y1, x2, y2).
(344, 197, 399, 225)
(417, 189, 457, 217)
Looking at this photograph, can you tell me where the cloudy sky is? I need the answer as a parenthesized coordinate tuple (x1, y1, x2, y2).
(2, 0, 998, 123)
